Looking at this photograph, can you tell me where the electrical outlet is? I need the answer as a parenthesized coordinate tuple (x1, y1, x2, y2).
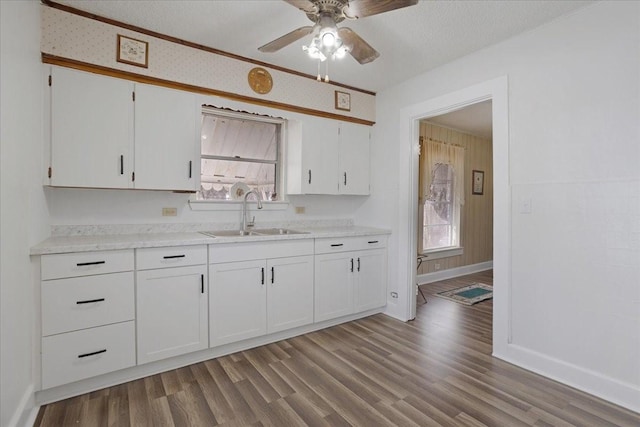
(162, 207, 177, 217)
(435, 263, 441, 271)
(295, 206, 306, 214)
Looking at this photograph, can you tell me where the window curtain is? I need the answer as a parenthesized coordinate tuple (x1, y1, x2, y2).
(419, 140, 465, 207)
(418, 140, 465, 253)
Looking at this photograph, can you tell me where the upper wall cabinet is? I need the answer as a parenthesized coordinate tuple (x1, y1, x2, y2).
(287, 119, 370, 195)
(49, 66, 134, 189)
(46, 66, 199, 192)
(133, 83, 200, 191)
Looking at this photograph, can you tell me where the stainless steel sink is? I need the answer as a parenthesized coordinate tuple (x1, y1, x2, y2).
(251, 228, 309, 235)
(200, 228, 308, 238)
(200, 230, 261, 238)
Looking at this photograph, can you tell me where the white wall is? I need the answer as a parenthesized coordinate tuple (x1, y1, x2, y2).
(359, 1, 640, 412)
(0, 1, 49, 426)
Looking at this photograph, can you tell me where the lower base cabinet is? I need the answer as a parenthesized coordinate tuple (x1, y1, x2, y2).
(209, 259, 267, 346)
(209, 255, 314, 347)
(136, 263, 208, 365)
(209, 241, 315, 348)
(38, 235, 387, 392)
(314, 236, 388, 322)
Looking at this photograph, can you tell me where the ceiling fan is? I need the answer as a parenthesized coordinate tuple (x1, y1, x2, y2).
(258, 0, 419, 66)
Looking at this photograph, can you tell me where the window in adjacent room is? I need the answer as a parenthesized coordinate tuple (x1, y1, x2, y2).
(419, 138, 465, 253)
(198, 107, 283, 201)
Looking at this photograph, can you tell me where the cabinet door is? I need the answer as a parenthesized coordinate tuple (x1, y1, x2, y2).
(267, 255, 314, 334)
(210, 260, 266, 347)
(338, 122, 370, 195)
(136, 265, 208, 364)
(354, 249, 387, 312)
(301, 118, 339, 194)
(314, 252, 354, 322)
(134, 83, 199, 191)
(50, 67, 133, 189)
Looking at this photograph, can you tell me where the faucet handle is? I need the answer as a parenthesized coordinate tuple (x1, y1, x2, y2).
(247, 216, 256, 227)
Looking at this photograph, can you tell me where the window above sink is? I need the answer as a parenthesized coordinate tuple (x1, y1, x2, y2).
(197, 106, 285, 203)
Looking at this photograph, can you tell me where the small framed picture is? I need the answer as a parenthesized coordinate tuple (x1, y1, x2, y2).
(117, 34, 148, 68)
(335, 91, 351, 111)
(472, 170, 484, 195)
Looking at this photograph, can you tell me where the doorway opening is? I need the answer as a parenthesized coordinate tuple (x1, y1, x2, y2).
(401, 77, 509, 358)
(416, 100, 494, 309)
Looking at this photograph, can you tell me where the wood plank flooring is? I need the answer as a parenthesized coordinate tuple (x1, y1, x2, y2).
(34, 271, 640, 426)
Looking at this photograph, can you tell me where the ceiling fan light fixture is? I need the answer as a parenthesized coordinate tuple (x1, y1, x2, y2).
(321, 30, 337, 47)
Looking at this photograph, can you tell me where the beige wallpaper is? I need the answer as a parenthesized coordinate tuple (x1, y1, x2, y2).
(418, 122, 493, 274)
(41, 6, 375, 122)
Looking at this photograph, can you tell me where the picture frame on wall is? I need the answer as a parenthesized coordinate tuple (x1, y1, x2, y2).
(117, 34, 149, 68)
(335, 91, 351, 111)
(472, 170, 484, 195)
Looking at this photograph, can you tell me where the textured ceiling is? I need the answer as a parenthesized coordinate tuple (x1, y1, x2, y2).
(55, 0, 593, 93)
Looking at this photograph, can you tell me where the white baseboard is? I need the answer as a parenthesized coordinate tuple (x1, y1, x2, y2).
(7, 384, 37, 427)
(417, 261, 493, 285)
(494, 344, 640, 414)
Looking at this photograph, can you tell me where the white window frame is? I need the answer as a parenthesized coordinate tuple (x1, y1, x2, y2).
(190, 107, 288, 211)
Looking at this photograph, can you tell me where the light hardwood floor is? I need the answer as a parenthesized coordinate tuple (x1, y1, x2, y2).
(35, 271, 640, 426)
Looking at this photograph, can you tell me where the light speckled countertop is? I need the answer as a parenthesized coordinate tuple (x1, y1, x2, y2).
(30, 226, 391, 255)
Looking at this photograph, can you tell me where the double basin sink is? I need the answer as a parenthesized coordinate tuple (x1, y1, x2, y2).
(200, 228, 309, 238)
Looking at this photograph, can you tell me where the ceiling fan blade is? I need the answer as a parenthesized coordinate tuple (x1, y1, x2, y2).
(258, 26, 315, 53)
(342, 0, 419, 19)
(283, 0, 318, 13)
(337, 27, 380, 64)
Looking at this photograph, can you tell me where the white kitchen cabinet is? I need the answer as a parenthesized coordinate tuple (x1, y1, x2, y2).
(209, 259, 267, 347)
(338, 122, 370, 195)
(40, 249, 136, 389)
(353, 248, 387, 312)
(136, 247, 208, 364)
(49, 66, 134, 189)
(134, 83, 200, 191)
(209, 241, 314, 347)
(314, 236, 387, 322)
(267, 256, 314, 333)
(46, 66, 200, 192)
(314, 252, 354, 322)
(287, 118, 370, 195)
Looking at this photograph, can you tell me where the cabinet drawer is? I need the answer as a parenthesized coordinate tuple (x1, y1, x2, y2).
(136, 245, 207, 270)
(41, 321, 135, 389)
(41, 272, 134, 336)
(41, 250, 134, 280)
(314, 235, 387, 254)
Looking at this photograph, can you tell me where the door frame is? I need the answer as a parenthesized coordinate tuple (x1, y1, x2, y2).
(400, 76, 511, 356)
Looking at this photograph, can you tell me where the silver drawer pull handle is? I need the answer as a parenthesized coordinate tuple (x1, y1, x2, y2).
(76, 261, 105, 267)
(163, 255, 186, 259)
(76, 298, 105, 305)
(330, 244, 344, 247)
(78, 349, 106, 358)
